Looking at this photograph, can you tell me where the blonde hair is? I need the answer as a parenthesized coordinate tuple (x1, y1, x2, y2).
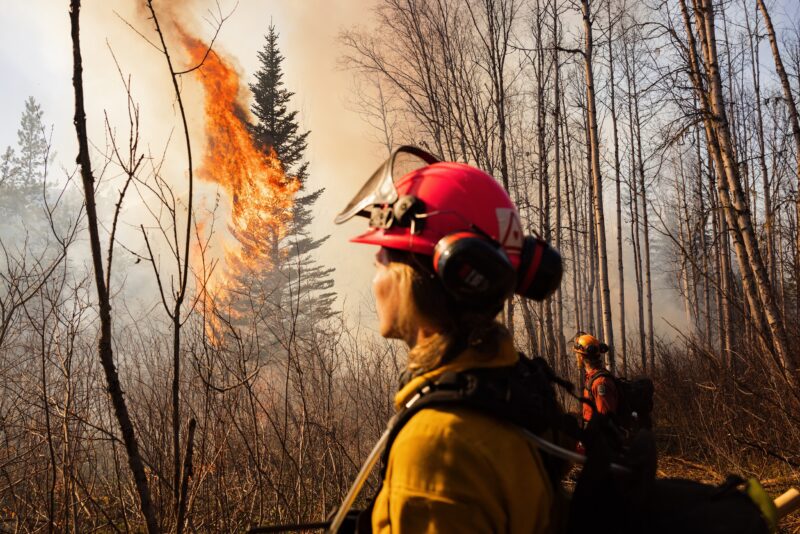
(385, 253, 509, 374)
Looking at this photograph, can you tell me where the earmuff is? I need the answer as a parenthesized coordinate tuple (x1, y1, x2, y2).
(431, 232, 564, 312)
(516, 236, 563, 301)
(573, 337, 609, 358)
(382, 194, 564, 310)
(433, 232, 516, 311)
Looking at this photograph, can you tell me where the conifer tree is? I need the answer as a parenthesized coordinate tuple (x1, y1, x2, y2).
(238, 25, 335, 328)
(14, 97, 48, 188)
(0, 97, 50, 246)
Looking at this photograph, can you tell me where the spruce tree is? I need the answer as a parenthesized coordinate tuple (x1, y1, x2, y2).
(250, 26, 310, 182)
(235, 24, 335, 329)
(14, 97, 48, 189)
(0, 97, 50, 247)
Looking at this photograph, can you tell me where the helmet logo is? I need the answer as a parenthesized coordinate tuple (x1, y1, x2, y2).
(496, 208, 523, 253)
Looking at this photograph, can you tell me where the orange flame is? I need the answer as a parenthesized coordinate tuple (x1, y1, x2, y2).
(181, 32, 300, 341)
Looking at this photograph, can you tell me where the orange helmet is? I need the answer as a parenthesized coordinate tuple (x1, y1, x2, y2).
(573, 332, 608, 359)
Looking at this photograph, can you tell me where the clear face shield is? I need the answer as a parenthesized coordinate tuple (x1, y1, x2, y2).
(334, 145, 440, 225)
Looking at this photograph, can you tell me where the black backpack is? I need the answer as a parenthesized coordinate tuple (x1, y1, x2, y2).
(374, 356, 773, 534)
(586, 370, 654, 431)
(249, 355, 776, 534)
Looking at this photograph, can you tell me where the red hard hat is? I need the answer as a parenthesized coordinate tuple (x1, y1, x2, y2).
(350, 161, 524, 267)
(335, 146, 562, 306)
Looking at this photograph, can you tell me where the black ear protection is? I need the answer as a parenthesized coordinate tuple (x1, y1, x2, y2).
(432, 231, 564, 311)
(516, 236, 563, 301)
(374, 193, 564, 310)
(575, 342, 601, 357)
(573, 331, 609, 357)
(433, 232, 516, 311)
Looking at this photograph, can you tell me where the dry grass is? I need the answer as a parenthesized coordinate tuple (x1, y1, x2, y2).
(649, 341, 800, 533)
(657, 455, 800, 533)
(558, 339, 800, 531)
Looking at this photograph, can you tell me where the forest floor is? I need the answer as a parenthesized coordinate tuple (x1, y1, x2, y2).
(562, 454, 800, 533)
(657, 455, 800, 533)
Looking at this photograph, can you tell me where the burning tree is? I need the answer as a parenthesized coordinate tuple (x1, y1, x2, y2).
(186, 24, 335, 349)
(247, 24, 336, 326)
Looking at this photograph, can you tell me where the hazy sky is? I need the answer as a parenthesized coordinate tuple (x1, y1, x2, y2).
(1, 0, 384, 318)
(4, 1, 797, 334)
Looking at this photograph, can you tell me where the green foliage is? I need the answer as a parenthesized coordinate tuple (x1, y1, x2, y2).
(0, 97, 51, 248)
(249, 25, 310, 182)
(226, 24, 335, 337)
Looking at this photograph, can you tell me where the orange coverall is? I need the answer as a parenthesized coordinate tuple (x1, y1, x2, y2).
(582, 368, 619, 425)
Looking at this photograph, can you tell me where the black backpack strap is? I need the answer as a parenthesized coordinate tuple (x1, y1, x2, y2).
(584, 370, 613, 401)
(379, 357, 574, 479)
(379, 374, 485, 478)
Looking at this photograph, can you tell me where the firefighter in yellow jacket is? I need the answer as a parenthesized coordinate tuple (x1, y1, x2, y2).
(334, 146, 564, 532)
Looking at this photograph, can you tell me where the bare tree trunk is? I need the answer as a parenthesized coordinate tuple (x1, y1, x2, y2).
(520, 297, 536, 356)
(756, 0, 800, 308)
(533, 0, 556, 360)
(694, 119, 713, 343)
(552, 3, 566, 369)
(37, 305, 56, 534)
(677, 148, 701, 334)
(624, 33, 647, 371)
(581, 101, 596, 336)
(586, 165, 596, 335)
(630, 60, 656, 368)
(713, 158, 734, 362)
(677, 168, 694, 331)
(630, 170, 646, 370)
(580, 0, 615, 371)
(176, 419, 197, 534)
(707, 154, 730, 357)
(606, 0, 626, 375)
(745, 3, 777, 287)
(681, 0, 798, 385)
(564, 120, 582, 332)
(69, 2, 159, 531)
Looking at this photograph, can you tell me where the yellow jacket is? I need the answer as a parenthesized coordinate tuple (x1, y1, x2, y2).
(372, 338, 555, 533)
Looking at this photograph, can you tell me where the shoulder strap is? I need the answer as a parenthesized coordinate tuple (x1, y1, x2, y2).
(379, 377, 473, 478)
(380, 357, 572, 478)
(585, 370, 612, 400)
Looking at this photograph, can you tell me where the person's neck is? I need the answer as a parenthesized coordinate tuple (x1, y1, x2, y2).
(585, 363, 603, 373)
(406, 324, 440, 349)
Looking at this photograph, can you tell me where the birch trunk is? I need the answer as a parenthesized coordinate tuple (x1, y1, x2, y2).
(581, 0, 615, 370)
(553, 5, 566, 368)
(755, 0, 800, 306)
(624, 34, 647, 371)
(630, 59, 656, 368)
(607, 0, 626, 374)
(746, 4, 777, 287)
(564, 116, 582, 332)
